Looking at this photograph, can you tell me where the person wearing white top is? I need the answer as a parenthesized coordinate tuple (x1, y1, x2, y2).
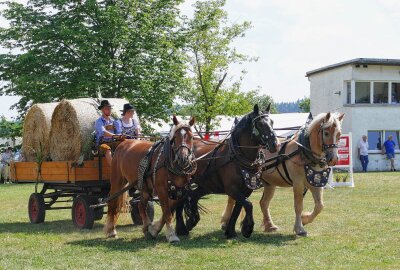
(358, 135, 369, 172)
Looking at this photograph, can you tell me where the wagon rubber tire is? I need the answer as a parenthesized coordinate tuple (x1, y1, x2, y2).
(28, 193, 46, 224)
(131, 201, 154, 225)
(72, 196, 95, 229)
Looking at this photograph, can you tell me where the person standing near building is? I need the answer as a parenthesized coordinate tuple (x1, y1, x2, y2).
(358, 135, 369, 172)
(1, 147, 14, 183)
(382, 135, 396, 171)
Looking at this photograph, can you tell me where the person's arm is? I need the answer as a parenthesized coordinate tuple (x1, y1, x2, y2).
(95, 119, 114, 139)
(114, 120, 122, 135)
(382, 142, 386, 154)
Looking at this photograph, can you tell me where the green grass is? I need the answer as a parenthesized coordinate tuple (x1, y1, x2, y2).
(0, 172, 399, 270)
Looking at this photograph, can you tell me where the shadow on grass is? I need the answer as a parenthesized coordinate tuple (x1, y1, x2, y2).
(0, 220, 136, 235)
(66, 229, 296, 252)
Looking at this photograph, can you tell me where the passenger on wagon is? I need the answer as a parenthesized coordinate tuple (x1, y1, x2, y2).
(95, 100, 119, 166)
(114, 103, 141, 138)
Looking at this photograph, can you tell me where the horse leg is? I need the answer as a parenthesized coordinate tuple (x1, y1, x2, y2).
(139, 191, 151, 235)
(260, 185, 279, 232)
(293, 181, 307, 236)
(240, 196, 254, 238)
(301, 187, 324, 225)
(185, 188, 206, 232)
(103, 170, 125, 238)
(175, 200, 189, 236)
(221, 196, 235, 231)
(224, 200, 242, 239)
(165, 200, 180, 243)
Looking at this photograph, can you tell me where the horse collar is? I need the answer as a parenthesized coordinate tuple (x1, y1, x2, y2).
(304, 165, 331, 187)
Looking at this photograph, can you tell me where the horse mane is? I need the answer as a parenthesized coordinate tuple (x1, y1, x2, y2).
(307, 112, 342, 135)
(169, 121, 193, 138)
(232, 113, 251, 134)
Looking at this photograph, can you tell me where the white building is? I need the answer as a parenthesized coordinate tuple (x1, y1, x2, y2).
(307, 58, 400, 171)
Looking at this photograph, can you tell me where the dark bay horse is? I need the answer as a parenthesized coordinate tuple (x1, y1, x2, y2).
(221, 112, 345, 236)
(175, 104, 279, 239)
(104, 115, 196, 243)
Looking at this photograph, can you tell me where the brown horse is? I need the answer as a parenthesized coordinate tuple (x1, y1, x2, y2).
(221, 112, 344, 236)
(103, 115, 196, 243)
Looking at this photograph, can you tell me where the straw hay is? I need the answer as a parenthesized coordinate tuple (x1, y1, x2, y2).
(22, 103, 59, 162)
(49, 98, 128, 161)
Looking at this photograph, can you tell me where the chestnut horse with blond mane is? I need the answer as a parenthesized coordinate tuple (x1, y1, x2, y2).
(104, 115, 196, 243)
(221, 112, 344, 236)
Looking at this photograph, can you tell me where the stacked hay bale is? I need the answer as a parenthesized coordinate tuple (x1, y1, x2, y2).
(49, 98, 128, 161)
(22, 103, 59, 162)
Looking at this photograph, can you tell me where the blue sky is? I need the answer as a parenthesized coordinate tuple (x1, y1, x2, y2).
(1, 0, 400, 119)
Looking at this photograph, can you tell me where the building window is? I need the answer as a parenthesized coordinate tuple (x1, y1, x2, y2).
(383, 131, 399, 150)
(373, 82, 388, 103)
(346, 81, 351, 104)
(392, 83, 400, 104)
(355, 82, 370, 103)
(368, 131, 382, 150)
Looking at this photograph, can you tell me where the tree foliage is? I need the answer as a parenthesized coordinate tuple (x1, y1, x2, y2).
(299, 97, 310, 112)
(0, 116, 22, 146)
(0, 0, 185, 122)
(180, 0, 258, 133)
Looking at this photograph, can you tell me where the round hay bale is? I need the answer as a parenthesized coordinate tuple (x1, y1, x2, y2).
(49, 98, 128, 161)
(22, 103, 59, 162)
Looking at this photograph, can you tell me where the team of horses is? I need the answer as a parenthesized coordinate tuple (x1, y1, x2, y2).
(103, 105, 344, 243)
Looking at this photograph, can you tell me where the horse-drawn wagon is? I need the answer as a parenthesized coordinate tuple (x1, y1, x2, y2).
(10, 156, 154, 229)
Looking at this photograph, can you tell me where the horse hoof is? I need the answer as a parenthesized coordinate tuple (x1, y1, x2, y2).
(167, 234, 180, 243)
(148, 225, 158, 239)
(241, 227, 254, 238)
(145, 231, 156, 240)
(221, 223, 227, 231)
(106, 229, 118, 239)
(264, 225, 279, 233)
(296, 231, 308, 237)
(225, 230, 237, 239)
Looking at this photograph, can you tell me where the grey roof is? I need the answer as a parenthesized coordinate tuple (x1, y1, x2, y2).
(306, 58, 400, 77)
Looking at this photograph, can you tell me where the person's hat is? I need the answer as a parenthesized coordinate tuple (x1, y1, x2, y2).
(98, 100, 113, 110)
(120, 103, 135, 113)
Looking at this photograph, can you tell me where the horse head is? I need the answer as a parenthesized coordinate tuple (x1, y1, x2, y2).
(250, 103, 279, 153)
(307, 112, 345, 166)
(169, 115, 196, 173)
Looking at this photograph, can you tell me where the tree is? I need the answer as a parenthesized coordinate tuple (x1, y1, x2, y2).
(0, 0, 185, 122)
(0, 116, 22, 147)
(180, 0, 257, 134)
(249, 91, 277, 114)
(299, 97, 310, 112)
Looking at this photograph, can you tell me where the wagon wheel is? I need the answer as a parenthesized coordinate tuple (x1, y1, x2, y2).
(72, 196, 95, 229)
(28, 193, 46, 224)
(131, 201, 154, 225)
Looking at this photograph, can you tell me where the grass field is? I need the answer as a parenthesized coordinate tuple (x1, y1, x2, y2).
(0, 172, 399, 270)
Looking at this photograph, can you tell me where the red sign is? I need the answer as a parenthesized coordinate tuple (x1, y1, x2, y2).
(336, 135, 350, 166)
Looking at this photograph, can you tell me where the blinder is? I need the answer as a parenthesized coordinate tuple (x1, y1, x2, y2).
(251, 114, 276, 149)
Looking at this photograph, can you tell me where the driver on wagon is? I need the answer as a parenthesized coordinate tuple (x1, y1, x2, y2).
(94, 100, 120, 166)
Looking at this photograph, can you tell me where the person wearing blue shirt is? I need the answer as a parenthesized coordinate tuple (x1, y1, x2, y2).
(382, 135, 396, 171)
(95, 100, 120, 166)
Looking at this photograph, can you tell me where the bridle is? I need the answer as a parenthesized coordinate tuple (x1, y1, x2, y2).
(169, 125, 197, 176)
(251, 113, 277, 150)
(319, 123, 338, 151)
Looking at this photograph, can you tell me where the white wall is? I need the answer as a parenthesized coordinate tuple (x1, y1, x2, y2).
(309, 65, 352, 116)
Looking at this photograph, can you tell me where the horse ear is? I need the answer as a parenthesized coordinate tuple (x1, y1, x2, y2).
(265, 103, 271, 114)
(172, 115, 179, 126)
(254, 104, 259, 115)
(324, 112, 331, 122)
(189, 116, 195, 126)
(338, 113, 345, 122)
